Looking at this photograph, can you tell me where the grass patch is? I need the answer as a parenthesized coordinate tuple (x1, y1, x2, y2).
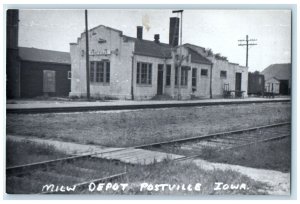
(205, 137, 291, 173)
(149, 136, 291, 173)
(6, 157, 126, 194)
(6, 139, 66, 167)
(6, 140, 126, 194)
(7, 102, 290, 147)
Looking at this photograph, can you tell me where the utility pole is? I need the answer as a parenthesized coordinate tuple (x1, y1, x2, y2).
(85, 9, 90, 100)
(238, 35, 257, 67)
(172, 9, 183, 100)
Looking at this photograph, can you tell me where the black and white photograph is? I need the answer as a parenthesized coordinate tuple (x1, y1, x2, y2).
(4, 5, 294, 197)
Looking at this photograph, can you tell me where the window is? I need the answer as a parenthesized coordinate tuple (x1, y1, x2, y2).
(192, 68, 197, 87)
(106, 62, 110, 83)
(67, 71, 71, 79)
(141, 63, 148, 84)
(201, 69, 208, 76)
(148, 64, 152, 84)
(181, 67, 188, 86)
(96, 62, 103, 82)
(90, 61, 110, 83)
(136, 63, 140, 84)
(220, 70, 227, 78)
(175, 66, 178, 86)
(136, 62, 152, 85)
(166, 65, 171, 86)
(175, 66, 188, 86)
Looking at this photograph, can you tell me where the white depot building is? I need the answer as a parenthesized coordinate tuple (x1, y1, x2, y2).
(69, 17, 248, 100)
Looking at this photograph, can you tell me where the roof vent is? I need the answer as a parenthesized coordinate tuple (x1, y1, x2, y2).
(154, 34, 160, 43)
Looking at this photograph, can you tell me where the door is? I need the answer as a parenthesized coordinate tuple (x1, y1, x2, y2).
(43, 70, 56, 94)
(235, 72, 242, 97)
(279, 80, 289, 95)
(192, 68, 197, 92)
(157, 64, 164, 95)
(235, 73, 242, 91)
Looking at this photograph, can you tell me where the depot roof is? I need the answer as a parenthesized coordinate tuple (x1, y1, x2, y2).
(19, 47, 71, 64)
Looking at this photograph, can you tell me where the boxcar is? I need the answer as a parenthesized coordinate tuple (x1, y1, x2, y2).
(248, 72, 265, 96)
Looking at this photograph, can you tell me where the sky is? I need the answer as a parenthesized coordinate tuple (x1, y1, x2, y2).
(18, 9, 291, 72)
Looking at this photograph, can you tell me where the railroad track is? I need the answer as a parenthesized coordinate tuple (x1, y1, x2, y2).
(6, 152, 127, 194)
(180, 123, 290, 152)
(139, 122, 291, 160)
(134, 122, 290, 148)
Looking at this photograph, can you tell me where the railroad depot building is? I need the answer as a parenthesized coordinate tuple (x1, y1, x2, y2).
(70, 18, 248, 100)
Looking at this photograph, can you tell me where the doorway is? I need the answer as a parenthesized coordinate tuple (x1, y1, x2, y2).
(43, 70, 56, 96)
(279, 80, 289, 95)
(235, 72, 242, 96)
(157, 64, 164, 95)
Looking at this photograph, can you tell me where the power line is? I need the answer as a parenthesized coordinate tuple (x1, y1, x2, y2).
(238, 35, 257, 67)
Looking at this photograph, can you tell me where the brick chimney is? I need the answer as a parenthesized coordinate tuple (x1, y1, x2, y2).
(169, 17, 179, 47)
(137, 26, 143, 40)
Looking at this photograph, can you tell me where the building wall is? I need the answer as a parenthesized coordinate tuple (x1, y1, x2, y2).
(172, 47, 194, 100)
(209, 58, 248, 98)
(235, 64, 248, 97)
(265, 78, 280, 94)
(20, 61, 71, 98)
(163, 58, 176, 98)
(70, 26, 135, 99)
(185, 46, 248, 98)
(210, 59, 229, 97)
(131, 46, 213, 100)
(190, 63, 211, 98)
(133, 55, 167, 100)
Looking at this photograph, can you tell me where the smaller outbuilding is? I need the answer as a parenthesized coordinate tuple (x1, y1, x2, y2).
(8, 47, 71, 98)
(261, 63, 291, 95)
(6, 9, 72, 99)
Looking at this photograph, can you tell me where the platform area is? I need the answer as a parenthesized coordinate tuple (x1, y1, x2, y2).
(6, 97, 290, 114)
